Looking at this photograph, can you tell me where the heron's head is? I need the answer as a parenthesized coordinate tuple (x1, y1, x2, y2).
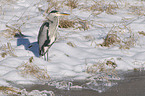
(49, 10, 70, 16)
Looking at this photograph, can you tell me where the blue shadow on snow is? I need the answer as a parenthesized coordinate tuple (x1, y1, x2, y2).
(17, 37, 39, 57)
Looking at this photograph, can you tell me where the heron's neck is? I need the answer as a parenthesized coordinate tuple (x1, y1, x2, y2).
(47, 19, 53, 23)
(48, 15, 58, 23)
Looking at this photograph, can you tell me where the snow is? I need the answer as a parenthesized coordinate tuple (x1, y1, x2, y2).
(0, 0, 145, 94)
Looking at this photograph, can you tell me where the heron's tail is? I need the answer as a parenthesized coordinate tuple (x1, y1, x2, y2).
(39, 47, 49, 56)
(39, 47, 49, 61)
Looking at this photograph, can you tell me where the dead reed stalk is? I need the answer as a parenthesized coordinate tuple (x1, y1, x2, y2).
(17, 57, 50, 80)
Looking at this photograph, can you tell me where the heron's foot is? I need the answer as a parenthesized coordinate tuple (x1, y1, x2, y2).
(39, 56, 51, 62)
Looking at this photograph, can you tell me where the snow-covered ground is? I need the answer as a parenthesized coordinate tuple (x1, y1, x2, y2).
(0, 0, 145, 95)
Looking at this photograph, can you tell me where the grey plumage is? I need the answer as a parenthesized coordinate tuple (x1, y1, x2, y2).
(38, 10, 69, 61)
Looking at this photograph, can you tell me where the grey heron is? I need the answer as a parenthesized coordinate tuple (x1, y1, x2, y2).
(38, 10, 69, 61)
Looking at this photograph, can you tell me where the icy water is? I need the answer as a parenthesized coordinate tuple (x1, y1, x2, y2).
(20, 70, 145, 96)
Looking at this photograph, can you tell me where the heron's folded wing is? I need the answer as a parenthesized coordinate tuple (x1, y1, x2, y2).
(38, 22, 50, 55)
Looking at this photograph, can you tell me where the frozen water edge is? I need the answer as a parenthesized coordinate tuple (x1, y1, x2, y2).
(17, 70, 145, 96)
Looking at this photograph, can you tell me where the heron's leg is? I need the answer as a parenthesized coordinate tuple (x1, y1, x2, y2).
(45, 39, 56, 61)
(43, 40, 56, 61)
(45, 48, 49, 61)
(44, 47, 49, 61)
(47, 50, 49, 61)
(44, 54, 46, 61)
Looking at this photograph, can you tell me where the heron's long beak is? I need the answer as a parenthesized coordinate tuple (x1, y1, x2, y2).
(56, 12, 70, 16)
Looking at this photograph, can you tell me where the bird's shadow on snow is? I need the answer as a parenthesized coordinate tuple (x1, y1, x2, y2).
(17, 37, 39, 57)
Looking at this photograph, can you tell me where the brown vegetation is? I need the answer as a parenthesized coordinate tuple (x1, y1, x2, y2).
(17, 57, 50, 80)
(65, 0, 78, 9)
(0, 42, 17, 58)
(99, 25, 137, 49)
(138, 31, 145, 36)
(67, 41, 76, 47)
(129, 5, 145, 16)
(86, 58, 118, 82)
(0, 86, 21, 95)
(59, 18, 76, 28)
(90, 0, 119, 15)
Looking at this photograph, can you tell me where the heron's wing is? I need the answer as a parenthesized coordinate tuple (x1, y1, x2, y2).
(38, 22, 50, 55)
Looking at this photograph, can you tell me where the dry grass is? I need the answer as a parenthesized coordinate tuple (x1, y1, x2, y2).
(59, 18, 76, 28)
(65, 0, 78, 9)
(0, 86, 21, 95)
(0, 25, 23, 38)
(99, 33, 121, 47)
(17, 57, 50, 81)
(106, 60, 117, 68)
(86, 58, 118, 82)
(45, 0, 65, 13)
(59, 17, 90, 30)
(90, 0, 119, 15)
(76, 18, 90, 31)
(84, 35, 97, 46)
(99, 24, 137, 49)
(84, 35, 94, 40)
(46, 2, 59, 13)
(43, 0, 78, 14)
(86, 59, 117, 74)
(138, 31, 145, 36)
(67, 41, 76, 47)
(0, 42, 17, 58)
(129, 5, 145, 16)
